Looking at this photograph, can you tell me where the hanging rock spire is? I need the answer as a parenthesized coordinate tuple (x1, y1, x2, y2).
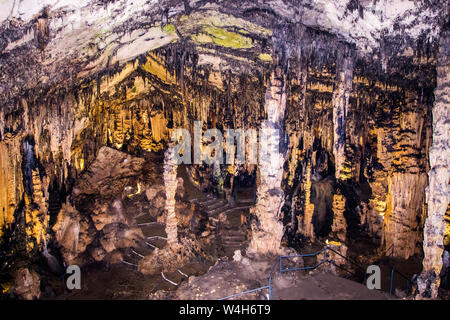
(332, 48, 354, 181)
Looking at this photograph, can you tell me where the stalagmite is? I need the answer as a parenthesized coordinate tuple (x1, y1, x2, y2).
(164, 146, 179, 245)
(299, 162, 315, 240)
(332, 51, 354, 181)
(382, 93, 429, 259)
(248, 66, 287, 255)
(385, 172, 428, 259)
(417, 28, 450, 299)
(0, 137, 24, 238)
(331, 192, 347, 242)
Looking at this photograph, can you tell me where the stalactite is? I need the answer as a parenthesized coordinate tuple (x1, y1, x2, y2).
(0, 3, 445, 300)
(416, 28, 450, 299)
(332, 50, 354, 181)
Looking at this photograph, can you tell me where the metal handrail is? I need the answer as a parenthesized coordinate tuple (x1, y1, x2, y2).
(325, 247, 366, 273)
(386, 244, 395, 257)
(219, 244, 413, 300)
(328, 260, 358, 278)
(384, 244, 413, 295)
(279, 249, 324, 259)
(389, 267, 411, 295)
(219, 259, 279, 301)
(279, 246, 369, 284)
(279, 248, 327, 276)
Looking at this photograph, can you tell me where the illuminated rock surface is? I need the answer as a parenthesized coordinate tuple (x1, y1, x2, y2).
(0, 0, 448, 300)
(416, 27, 450, 299)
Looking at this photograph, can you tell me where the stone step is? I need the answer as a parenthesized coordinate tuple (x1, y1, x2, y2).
(208, 203, 233, 216)
(220, 233, 245, 240)
(130, 246, 153, 258)
(219, 206, 252, 215)
(204, 199, 227, 210)
(221, 235, 246, 241)
(220, 229, 246, 235)
(141, 223, 167, 238)
(188, 197, 207, 203)
(135, 214, 157, 225)
(198, 198, 217, 206)
(144, 237, 167, 250)
(222, 241, 243, 246)
(136, 221, 160, 227)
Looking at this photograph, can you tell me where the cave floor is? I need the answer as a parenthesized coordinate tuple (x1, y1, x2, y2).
(42, 261, 210, 300)
(41, 261, 392, 300)
(273, 273, 391, 300)
(33, 157, 403, 300)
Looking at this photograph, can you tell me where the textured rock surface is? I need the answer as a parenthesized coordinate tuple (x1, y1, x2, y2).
(248, 67, 287, 255)
(52, 146, 163, 265)
(0, 0, 448, 300)
(11, 268, 40, 300)
(0, 0, 445, 106)
(164, 146, 179, 245)
(331, 193, 347, 242)
(417, 27, 450, 299)
(332, 51, 354, 181)
(52, 202, 92, 265)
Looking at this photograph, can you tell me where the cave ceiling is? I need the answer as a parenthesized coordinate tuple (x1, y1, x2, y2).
(0, 0, 446, 104)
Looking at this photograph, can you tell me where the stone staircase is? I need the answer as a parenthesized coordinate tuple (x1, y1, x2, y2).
(121, 172, 257, 266)
(121, 209, 168, 268)
(204, 187, 256, 259)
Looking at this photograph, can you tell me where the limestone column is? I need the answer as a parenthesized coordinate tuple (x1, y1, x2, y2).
(331, 51, 353, 242)
(248, 67, 287, 255)
(417, 28, 450, 299)
(163, 146, 179, 245)
(332, 51, 354, 181)
(300, 161, 315, 240)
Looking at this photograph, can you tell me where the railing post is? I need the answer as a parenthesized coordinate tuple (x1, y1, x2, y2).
(279, 257, 282, 277)
(323, 247, 327, 273)
(269, 276, 272, 300)
(389, 268, 394, 295)
(345, 255, 349, 278)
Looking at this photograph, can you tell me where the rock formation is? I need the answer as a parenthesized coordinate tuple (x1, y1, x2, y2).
(0, 0, 448, 300)
(417, 27, 450, 299)
(248, 66, 287, 255)
(332, 50, 354, 181)
(164, 146, 179, 245)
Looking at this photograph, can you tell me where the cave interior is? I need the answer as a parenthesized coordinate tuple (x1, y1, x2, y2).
(0, 0, 449, 300)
